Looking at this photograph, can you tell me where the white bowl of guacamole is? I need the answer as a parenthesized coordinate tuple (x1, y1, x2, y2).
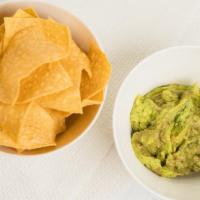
(113, 46, 200, 200)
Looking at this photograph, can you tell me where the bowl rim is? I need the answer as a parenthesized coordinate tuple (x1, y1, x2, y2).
(0, 0, 109, 157)
(112, 45, 200, 200)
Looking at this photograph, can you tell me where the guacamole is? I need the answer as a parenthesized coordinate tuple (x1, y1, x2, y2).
(131, 84, 200, 178)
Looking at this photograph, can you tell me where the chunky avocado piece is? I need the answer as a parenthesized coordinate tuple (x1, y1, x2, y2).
(130, 96, 159, 132)
(131, 84, 200, 178)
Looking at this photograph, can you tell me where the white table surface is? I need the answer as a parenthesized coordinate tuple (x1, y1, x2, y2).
(1, 0, 200, 199)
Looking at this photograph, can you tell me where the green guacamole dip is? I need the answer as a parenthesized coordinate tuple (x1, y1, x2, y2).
(131, 84, 200, 178)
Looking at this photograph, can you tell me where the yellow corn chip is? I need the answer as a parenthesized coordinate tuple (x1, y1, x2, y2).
(41, 19, 70, 50)
(17, 61, 72, 103)
(0, 24, 4, 40)
(0, 41, 3, 56)
(3, 17, 38, 50)
(46, 109, 70, 134)
(34, 39, 84, 113)
(71, 41, 92, 78)
(23, 8, 39, 17)
(81, 43, 111, 100)
(2, 9, 37, 51)
(2, 10, 33, 50)
(0, 27, 67, 104)
(0, 102, 56, 151)
(13, 9, 33, 18)
(3, 17, 70, 51)
(0, 103, 28, 149)
(82, 90, 104, 107)
(61, 58, 82, 87)
(0, 24, 4, 55)
(18, 102, 56, 150)
(37, 87, 82, 114)
(62, 39, 91, 87)
(0, 130, 18, 149)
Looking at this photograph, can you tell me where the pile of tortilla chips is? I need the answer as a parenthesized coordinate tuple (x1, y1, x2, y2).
(0, 8, 111, 152)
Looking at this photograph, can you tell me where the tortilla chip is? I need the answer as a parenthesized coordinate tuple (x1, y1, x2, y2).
(80, 43, 111, 100)
(61, 58, 82, 87)
(0, 24, 4, 55)
(0, 130, 18, 149)
(35, 40, 84, 113)
(0, 103, 59, 150)
(0, 26, 67, 104)
(17, 61, 72, 103)
(46, 109, 70, 134)
(3, 17, 38, 50)
(3, 17, 70, 51)
(82, 90, 104, 107)
(2, 9, 36, 51)
(0, 24, 4, 40)
(13, 9, 33, 18)
(23, 8, 39, 17)
(71, 39, 91, 77)
(0, 103, 27, 149)
(62, 39, 91, 87)
(41, 19, 70, 50)
(18, 102, 56, 150)
(37, 87, 82, 114)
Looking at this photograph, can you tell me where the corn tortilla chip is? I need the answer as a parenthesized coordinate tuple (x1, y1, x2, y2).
(17, 61, 72, 103)
(82, 90, 104, 107)
(3, 17, 70, 51)
(46, 109, 70, 134)
(23, 8, 39, 17)
(80, 43, 111, 100)
(0, 27, 67, 104)
(62, 39, 91, 87)
(0, 130, 18, 149)
(2, 10, 33, 50)
(71, 39, 91, 77)
(13, 9, 33, 18)
(18, 102, 56, 150)
(0, 24, 4, 55)
(0, 102, 56, 150)
(2, 9, 38, 51)
(3, 17, 38, 50)
(35, 40, 84, 113)
(0, 24, 4, 40)
(41, 19, 70, 50)
(37, 87, 82, 114)
(0, 103, 27, 149)
(61, 57, 82, 87)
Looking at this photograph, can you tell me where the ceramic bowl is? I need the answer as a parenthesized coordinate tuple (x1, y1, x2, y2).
(113, 46, 200, 200)
(0, 0, 107, 155)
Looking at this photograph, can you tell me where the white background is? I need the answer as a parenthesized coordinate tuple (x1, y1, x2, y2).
(1, 0, 200, 199)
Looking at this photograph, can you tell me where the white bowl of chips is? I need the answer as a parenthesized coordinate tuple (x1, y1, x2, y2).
(0, 1, 111, 155)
